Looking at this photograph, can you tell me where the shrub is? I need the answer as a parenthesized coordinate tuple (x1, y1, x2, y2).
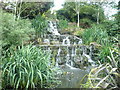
(2, 45, 58, 88)
(58, 19, 68, 30)
(102, 20, 120, 36)
(73, 28, 85, 36)
(32, 15, 48, 38)
(98, 45, 111, 63)
(79, 18, 93, 28)
(81, 24, 110, 45)
(1, 11, 35, 49)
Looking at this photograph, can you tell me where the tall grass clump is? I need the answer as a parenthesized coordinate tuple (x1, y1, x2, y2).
(81, 24, 110, 45)
(2, 45, 58, 89)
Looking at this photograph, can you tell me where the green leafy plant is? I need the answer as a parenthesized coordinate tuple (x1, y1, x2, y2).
(32, 15, 48, 38)
(1, 11, 35, 50)
(2, 45, 58, 89)
(102, 20, 120, 36)
(81, 48, 120, 89)
(58, 19, 68, 30)
(81, 24, 109, 45)
(98, 45, 111, 63)
(73, 28, 85, 36)
(80, 18, 93, 28)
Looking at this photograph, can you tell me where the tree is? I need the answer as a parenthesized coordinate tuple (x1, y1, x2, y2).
(56, 2, 76, 22)
(19, 2, 53, 19)
(116, 1, 120, 23)
(2, 2, 53, 19)
(56, 2, 105, 26)
(74, 0, 81, 27)
(102, 1, 120, 36)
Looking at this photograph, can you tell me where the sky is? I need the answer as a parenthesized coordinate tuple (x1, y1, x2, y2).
(52, 0, 64, 10)
(50, 0, 64, 13)
(51, 0, 119, 20)
(103, 0, 119, 19)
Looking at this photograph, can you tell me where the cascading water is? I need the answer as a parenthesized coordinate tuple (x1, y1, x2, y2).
(56, 47, 61, 67)
(39, 20, 96, 88)
(78, 39, 83, 44)
(43, 39, 50, 45)
(62, 36, 70, 46)
(48, 21, 60, 35)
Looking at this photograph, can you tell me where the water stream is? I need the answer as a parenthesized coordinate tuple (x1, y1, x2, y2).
(39, 20, 96, 88)
(48, 21, 60, 35)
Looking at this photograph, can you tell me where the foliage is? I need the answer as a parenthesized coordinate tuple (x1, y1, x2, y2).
(2, 45, 58, 88)
(73, 28, 85, 36)
(58, 19, 68, 30)
(116, 1, 120, 22)
(2, 2, 53, 19)
(80, 24, 115, 64)
(98, 45, 111, 63)
(56, 2, 105, 23)
(32, 15, 48, 38)
(19, 2, 53, 19)
(81, 48, 120, 88)
(102, 20, 120, 36)
(81, 24, 109, 45)
(106, 1, 120, 37)
(79, 18, 94, 28)
(0, 10, 2, 54)
(1, 11, 35, 50)
(56, 2, 76, 22)
(56, 9, 70, 21)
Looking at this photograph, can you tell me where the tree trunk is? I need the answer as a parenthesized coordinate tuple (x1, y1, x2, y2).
(77, 11, 80, 27)
(17, 1, 22, 20)
(97, 8, 100, 24)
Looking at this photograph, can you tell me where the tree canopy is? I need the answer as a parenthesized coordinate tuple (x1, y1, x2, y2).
(56, 2, 105, 24)
(2, 2, 53, 19)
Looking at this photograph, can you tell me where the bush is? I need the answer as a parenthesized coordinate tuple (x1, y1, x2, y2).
(81, 24, 110, 45)
(80, 18, 93, 28)
(32, 15, 48, 38)
(58, 19, 68, 30)
(102, 20, 120, 36)
(2, 45, 58, 88)
(73, 28, 85, 36)
(80, 24, 113, 64)
(1, 12, 35, 50)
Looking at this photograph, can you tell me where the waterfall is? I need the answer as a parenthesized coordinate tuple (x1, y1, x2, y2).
(62, 36, 70, 46)
(48, 21, 60, 35)
(38, 20, 97, 88)
(56, 47, 61, 67)
(78, 39, 83, 44)
(83, 53, 96, 67)
(43, 39, 50, 45)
